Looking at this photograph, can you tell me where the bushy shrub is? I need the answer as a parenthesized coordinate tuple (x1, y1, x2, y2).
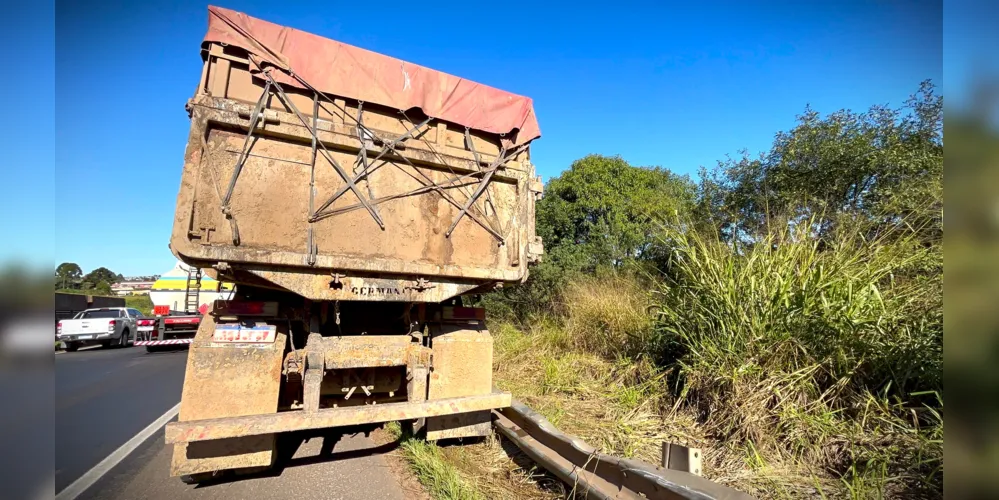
(650, 220, 942, 496)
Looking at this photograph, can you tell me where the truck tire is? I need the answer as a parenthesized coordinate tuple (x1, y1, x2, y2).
(117, 330, 131, 348)
(65, 342, 79, 352)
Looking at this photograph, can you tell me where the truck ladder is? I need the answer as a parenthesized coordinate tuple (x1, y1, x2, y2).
(184, 267, 202, 313)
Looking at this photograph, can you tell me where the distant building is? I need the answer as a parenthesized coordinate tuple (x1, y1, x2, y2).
(111, 280, 155, 296)
(149, 261, 234, 313)
(123, 275, 161, 281)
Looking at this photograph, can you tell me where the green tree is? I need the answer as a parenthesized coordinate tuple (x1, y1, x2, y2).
(699, 80, 942, 243)
(538, 154, 696, 270)
(94, 280, 113, 296)
(83, 267, 119, 287)
(54, 262, 83, 289)
(487, 155, 696, 321)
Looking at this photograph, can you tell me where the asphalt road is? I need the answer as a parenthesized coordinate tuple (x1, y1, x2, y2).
(56, 344, 187, 494)
(56, 345, 417, 500)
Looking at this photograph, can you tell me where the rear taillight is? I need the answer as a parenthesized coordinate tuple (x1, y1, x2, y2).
(164, 317, 200, 325)
(138, 319, 154, 327)
(226, 301, 265, 315)
(57, 322, 62, 335)
(108, 320, 116, 332)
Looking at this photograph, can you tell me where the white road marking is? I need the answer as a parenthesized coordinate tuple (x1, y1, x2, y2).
(56, 402, 181, 500)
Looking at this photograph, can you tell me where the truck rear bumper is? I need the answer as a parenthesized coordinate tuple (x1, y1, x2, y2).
(60, 333, 113, 342)
(135, 339, 193, 346)
(165, 391, 511, 444)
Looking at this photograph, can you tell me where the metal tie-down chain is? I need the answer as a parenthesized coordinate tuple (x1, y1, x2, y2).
(334, 299, 341, 336)
(289, 68, 510, 242)
(233, 56, 526, 253)
(219, 78, 272, 245)
(253, 63, 385, 230)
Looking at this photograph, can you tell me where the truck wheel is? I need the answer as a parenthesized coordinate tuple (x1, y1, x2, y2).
(65, 343, 79, 352)
(118, 330, 131, 348)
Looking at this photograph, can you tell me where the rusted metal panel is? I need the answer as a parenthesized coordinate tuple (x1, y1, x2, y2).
(170, 57, 543, 301)
(427, 325, 493, 401)
(494, 401, 754, 500)
(165, 391, 512, 444)
(172, 435, 276, 477)
(426, 324, 494, 440)
(302, 369, 322, 413)
(170, 315, 287, 476)
(245, 268, 485, 303)
(171, 102, 532, 279)
(405, 348, 430, 435)
(322, 367, 405, 396)
(440, 306, 486, 322)
(427, 411, 492, 440)
(321, 335, 413, 369)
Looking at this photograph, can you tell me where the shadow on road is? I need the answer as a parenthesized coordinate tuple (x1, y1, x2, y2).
(143, 346, 191, 354)
(190, 425, 399, 488)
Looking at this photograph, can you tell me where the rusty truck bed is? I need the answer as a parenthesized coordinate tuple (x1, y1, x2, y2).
(170, 40, 543, 302)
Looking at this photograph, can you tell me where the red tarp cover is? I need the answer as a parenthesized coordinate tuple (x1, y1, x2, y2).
(204, 6, 540, 147)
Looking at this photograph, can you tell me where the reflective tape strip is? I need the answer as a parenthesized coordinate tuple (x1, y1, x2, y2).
(134, 339, 194, 346)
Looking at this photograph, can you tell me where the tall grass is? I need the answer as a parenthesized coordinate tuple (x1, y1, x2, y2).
(449, 218, 942, 498)
(562, 276, 655, 359)
(386, 422, 485, 500)
(650, 221, 943, 497)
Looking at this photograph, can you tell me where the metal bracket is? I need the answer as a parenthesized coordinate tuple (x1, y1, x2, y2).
(527, 237, 544, 264)
(662, 442, 703, 476)
(238, 108, 280, 127)
(410, 278, 436, 291)
(256, 66, 385, 230)
(529, 175, 544, 200)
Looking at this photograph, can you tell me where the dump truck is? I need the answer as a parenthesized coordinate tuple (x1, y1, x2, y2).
(163, 6, 543, 481)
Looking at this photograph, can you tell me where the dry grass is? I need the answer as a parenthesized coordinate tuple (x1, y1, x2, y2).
(387, 420, 565, 500)
(491, 320, 686, 467)
(400, 224, 941, 499)
(561, 276, 656, 359)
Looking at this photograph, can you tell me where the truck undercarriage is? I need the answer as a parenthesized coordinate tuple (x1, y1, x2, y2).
(166, 286, 507, 478)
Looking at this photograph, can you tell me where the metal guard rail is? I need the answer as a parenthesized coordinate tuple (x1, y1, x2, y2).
(492, 400, 754, 500)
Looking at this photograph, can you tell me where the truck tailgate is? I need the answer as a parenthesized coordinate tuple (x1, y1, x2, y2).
(60, 319, 111, 336)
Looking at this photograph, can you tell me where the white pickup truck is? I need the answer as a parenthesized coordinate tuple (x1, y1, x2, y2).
(57, 307, 142, 352)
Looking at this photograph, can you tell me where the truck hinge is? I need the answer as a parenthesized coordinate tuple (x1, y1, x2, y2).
(529, 175, 544, 200)
(527, 236, 544, 264)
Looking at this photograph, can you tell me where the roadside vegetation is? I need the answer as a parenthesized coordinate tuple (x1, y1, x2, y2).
(54, 264, 122, 296)
(55, 263, 156, 315)
(55, 287, 154, 316)
(406, 82, 943, 499)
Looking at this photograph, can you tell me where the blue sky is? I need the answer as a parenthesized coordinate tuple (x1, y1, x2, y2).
(43, 0, 941, 276)
(4, 2, 55, 273)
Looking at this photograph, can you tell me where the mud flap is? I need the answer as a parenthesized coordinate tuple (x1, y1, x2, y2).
(171, 315, 287, 476)
(425, 323, 494, 440)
